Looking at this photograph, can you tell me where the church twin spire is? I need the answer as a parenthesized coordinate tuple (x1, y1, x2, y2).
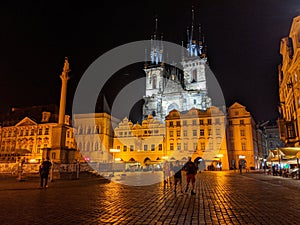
(150, 17, 164, 65)
(146, 6, 207, 67)
(186, 6, 207, 58)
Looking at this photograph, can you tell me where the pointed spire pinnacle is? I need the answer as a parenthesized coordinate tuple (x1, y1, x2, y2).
(149, 15, 164, 65)
(155, 17, 158, 36)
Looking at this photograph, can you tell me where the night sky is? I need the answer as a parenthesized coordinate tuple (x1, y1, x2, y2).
(1, 0, 300, 122)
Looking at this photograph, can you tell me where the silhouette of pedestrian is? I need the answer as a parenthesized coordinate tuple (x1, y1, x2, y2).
(163, 161, 171, 187)
(239, 164, 243, 175)
(183, 157, 197, 195)
(39, 157, 52, 189)
(173, 160, 183, 195)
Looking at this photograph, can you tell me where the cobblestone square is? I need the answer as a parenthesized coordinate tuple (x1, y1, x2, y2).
(0, 171, 299, 225)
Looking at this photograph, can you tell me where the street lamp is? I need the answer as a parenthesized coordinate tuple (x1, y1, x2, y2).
(110, 149, 120, 176)
(216, 154, 223, 171)
(198, 158, 203, 172)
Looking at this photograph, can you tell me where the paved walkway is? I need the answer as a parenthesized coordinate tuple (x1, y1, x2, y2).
(0, 171, 299, 224)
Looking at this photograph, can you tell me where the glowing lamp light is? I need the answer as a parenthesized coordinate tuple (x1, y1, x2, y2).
(115, 158, 122, 161)
(29, 159, 36, 163)
(162, 156, 168, 160)
(239, 155, 246, 159)
(110, 149, 121, 153)
(216, 154, 224, 158)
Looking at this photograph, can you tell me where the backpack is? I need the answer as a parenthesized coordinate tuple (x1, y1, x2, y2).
(185, 161, 197, 175)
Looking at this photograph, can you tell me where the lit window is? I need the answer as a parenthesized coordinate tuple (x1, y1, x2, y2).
(240, 130, 245, 137)
(242, 143, 246, 150)
(201, 142, 205, 150)
(183, 130, 187, 136)
(170, 131, 173, 137)
(158, 144, 162, 151)
(151, 144, 155, 151)
(193, 130, 197, 136)
(184, 143, 188, 150)
(208, 129, 212, 136)
(207, 119, 212, 125)
(170, 143, 174, 150)
(177, 143, 181, 150)
(200, 129, 204, 136)
(193, 143, 197, 150)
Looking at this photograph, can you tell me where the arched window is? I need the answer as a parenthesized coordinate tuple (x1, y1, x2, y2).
(153, 76, 157, 89)
(87, 126, 91, 134)
(192, 69, 197, 82)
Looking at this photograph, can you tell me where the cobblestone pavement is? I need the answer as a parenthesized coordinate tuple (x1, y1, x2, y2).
(0, 171, 300, 225)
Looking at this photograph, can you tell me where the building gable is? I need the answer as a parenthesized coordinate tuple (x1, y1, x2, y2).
(15, 117, 37, 127)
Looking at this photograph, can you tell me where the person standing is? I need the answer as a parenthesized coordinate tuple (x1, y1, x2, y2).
(183, 157, 197, 195)
(163, 161, 171, 187)
(239, 163, 243, 175)
(39, 157, 52, 189)
(173, 160, 183, 195)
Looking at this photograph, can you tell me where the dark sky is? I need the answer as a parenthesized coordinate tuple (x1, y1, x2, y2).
(1, 0, 300, 122)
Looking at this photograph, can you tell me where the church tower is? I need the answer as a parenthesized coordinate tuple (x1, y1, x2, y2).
(180, 6, 211, 110)
(143, 18, 165, 119)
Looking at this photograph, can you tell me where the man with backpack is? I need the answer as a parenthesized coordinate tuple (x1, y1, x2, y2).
(184, 157, 198, 195)
(39, 157, 52, 189)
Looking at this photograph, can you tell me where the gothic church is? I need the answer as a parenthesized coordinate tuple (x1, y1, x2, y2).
(142, 11, 212, 122)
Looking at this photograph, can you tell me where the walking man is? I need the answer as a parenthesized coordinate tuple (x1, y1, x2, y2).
(184, 157, 197, 195)
(173, 160, 183, 195)
(39, 157, 52, 189)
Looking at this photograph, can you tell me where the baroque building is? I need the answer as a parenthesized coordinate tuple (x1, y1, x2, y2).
(73, 112, 119, 166)
(143, 15, 212, 122)
(113, 115, 165, 166)
(226, 102, 259, 170)
(112, 107, 229, 170)
(278, 15, 300, 147)
(0, 104, 75, 163)
(165, 107, 229, 170)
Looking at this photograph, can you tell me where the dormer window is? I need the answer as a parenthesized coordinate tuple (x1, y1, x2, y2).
(41, 112, 51, 123)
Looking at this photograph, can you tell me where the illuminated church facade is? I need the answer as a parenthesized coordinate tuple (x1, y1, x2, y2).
(143, 17, 212, 122)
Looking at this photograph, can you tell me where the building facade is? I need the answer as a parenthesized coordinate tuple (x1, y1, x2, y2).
(165, 107, 229, 170)
(73, 112, 119, 166)
(226, 102, 259, 169)
(278, 15, 300, 147)
(112, 107, 229, 170)
(0, 105, 75, 163)
(113, 115, 165, 166)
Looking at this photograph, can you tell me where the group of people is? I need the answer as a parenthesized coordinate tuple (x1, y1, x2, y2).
(163, 157, 198, 195)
